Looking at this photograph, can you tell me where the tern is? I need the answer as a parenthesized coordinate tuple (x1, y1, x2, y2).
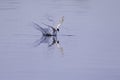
(33, 16, 64, 36)
(34, 35, 64, 54)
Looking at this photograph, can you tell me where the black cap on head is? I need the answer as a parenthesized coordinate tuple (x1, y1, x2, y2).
(57, 28, 59, 31)
(57, 41, 59, 43)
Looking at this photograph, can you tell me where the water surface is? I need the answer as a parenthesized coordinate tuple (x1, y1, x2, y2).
(0, 0, 120, 80)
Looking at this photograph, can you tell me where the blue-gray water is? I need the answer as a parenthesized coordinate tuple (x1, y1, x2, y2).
(0, 0, 120, 80)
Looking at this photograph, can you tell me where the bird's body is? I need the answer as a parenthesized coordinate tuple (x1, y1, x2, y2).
(33, 16, 64, 36)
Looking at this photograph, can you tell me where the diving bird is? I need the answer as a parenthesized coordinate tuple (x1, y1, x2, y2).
(33, 16, 64, 36)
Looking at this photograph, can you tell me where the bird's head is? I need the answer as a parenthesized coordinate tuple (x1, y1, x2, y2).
(57, 28, 59, 32)
(57, 41, 59, 43)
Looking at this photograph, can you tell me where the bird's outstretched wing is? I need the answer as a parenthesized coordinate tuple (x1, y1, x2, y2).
(33, 36, 51, 47)
(33, 22, 47, 35)
(42, 23, 56, 32)
(54, 16, 64, 29)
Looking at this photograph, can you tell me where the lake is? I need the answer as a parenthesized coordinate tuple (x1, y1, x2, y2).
(0, 0, 120, 80)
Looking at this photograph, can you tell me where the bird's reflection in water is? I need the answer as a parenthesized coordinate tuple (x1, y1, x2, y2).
(34, 35, 64, 55)
(33, 16, 64, 54)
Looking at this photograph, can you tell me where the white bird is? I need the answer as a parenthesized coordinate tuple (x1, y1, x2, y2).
(33, 16, 64, 36)
(54, 16, 64, 30)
